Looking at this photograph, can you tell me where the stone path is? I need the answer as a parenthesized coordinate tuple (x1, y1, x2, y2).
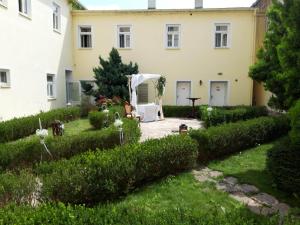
(140, 118, 203, 142)
(192, 167, 290, 217)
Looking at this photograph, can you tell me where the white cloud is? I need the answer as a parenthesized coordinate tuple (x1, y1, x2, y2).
(86, 4, 121, 10)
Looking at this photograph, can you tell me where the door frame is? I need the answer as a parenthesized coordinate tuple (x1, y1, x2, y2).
(175, 80, 192, 106)
(208, 80, 230, 106)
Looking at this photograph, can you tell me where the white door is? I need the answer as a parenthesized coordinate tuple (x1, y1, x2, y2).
(210, 81, 228, 106)
(176, 81, 191, 106)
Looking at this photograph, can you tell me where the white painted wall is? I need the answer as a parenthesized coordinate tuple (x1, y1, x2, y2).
(0, 0, 73, 121)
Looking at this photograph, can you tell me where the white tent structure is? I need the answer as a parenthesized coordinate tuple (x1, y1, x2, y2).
(128, 74, 164, 122)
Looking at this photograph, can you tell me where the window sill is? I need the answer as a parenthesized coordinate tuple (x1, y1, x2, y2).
(0, 85, 11, 88)
(48, 97, 57, 101)
(214, 47, 230, 49)
(118, 47, 132, 50)
(19, 12, 31, 20)
(53, 29, 61, 34)
(0, 2, 7, 8)
(166, 47, 181, 50)
(78, 47, 93, 50)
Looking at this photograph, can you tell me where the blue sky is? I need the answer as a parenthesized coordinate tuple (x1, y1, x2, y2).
(80, 0, 257, 10)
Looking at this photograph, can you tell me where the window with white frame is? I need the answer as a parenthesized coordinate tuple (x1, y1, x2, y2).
(79, 26, 92, 48)
(47, 74, 56, 98)
(18, 0, 31, 16)
(215, 24, 230, 48)
(166, 24, 180, 48)
(0, 0, 7, 7)
(0, 69, 10, 87)
(53, 2, 61, 32)
(117, 25, 131, 49)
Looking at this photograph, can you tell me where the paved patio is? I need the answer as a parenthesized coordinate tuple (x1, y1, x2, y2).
(140, 118, 204, 142)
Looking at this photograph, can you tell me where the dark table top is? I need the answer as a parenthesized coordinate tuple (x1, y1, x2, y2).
(187, 98, 201, 101)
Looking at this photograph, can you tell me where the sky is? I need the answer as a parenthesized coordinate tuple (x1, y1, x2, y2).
(80, 0, 257, 10)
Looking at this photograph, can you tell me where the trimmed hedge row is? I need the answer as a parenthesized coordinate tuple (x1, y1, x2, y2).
(200, 106, 268, 127)
(0, 107, 81, 143)
(189, 116, 290, 161)
(36, 135, 198, 204)
(162, 106, 195, 118)
(0, 119, 140, 171)
(88, 111, 106, 129)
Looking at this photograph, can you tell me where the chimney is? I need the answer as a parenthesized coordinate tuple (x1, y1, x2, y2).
(148, 0, 156, 9)
(195, 0, 203, 9)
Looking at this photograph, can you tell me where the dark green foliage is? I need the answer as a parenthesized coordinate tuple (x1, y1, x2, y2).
(249, 0, 300, 110)
(189, 116, 290, 161)
(289, 100, 300, 146)
(68, 0, 85, 10)
(0, 119, 140, 171)
(0, 107, 81, 143)
(37, 135, 198, 204)
(88, 111, 106, 129)
(200, 106, 268, 127)
(162, 106, 195, 118)
(82, 48, 138, 100)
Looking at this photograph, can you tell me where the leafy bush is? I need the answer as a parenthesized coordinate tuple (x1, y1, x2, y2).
(37, 135, 198, 204)
(0, 119, 140, 171)
(80, 96, 98, 117)
(189, 116, 290, 161)
(88, 111, 106, 129)
(200, 106, 268, 127)
(163, 106, 194, 118)
(289, 100, 300, 146)
(0, 107, 81, 143)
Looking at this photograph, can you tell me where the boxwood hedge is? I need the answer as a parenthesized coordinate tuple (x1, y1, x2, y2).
(162, 106, 195, 118)
(0, 107, 81, 143)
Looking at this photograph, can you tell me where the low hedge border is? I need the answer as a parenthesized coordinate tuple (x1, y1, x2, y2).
(35, 135, 198, 204)
(162, 106, 195, 118)
(189, 116, 290, 161)
(200, 106, 268, 127)
(0, 119, 140, 171)
(0, 107, 81, 143)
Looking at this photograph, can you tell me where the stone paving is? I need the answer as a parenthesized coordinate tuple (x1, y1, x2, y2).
(192, 167, 291, 217)
(140, 118, 203, 142)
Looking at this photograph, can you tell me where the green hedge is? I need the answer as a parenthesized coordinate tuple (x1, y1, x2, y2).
(0, 107, 81, 143)
(36, 135, 198, 204)
(189, 116, 290, 161)
(88, 111, 106, 129)
(0, 119, 140, 171)
(163, 106, 195, 118)
(200, 106, 268, 127)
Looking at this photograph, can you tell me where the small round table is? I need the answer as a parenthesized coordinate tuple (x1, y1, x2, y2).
(187, 98, 201, 118)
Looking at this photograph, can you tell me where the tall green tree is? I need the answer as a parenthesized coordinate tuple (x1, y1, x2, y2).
(249, 0, 300, 110)
(82, 48, 138, 100)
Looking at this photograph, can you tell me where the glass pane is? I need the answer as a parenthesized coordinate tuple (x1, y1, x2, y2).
(167, 34, 173, 47)
(0, 72, 7, 83)
(80, 27, 91, 33)
(24, 0, 28, 14)
(174, 34, 179, 47)
(168, 26, 179, 32)
(119, 27, 130, 33)
(81, 35, 91, 48)
(47, 75, 53, 82)
(222, 34, 228, 47)
(18, 0, 22, 12)
(119, 34, 125, 48)
(125, 35, 130, 48)
(215, 33, 221, 47)
(71, 82, 80, 102)
(216, 25, 228, 31)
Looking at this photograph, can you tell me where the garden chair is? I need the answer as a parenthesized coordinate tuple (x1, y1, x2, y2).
(124, 102, 141, 124)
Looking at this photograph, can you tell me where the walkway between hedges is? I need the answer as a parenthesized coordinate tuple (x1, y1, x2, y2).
(192, 167, 290, 217)
(140, 118, 203, 142)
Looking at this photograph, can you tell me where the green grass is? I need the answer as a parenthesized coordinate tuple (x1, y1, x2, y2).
(60, 119, 91, 136)
(208, 139, 300, 207)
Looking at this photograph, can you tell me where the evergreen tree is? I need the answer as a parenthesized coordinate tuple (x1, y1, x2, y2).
(249, 0, 300, 110)
(82, 48, 138, 101)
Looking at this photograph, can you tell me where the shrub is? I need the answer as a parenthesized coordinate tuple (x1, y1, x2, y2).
(289, 100, 300, 146)
(88, 111, 106, 129)
(200, 106, 268, 127)
(37, 135, 198, 204)
(0, 107, 81, 143)
(189, 116, 290, 161)
(0, 119, 140, 171)
(163, 106, 195, 118)
(80, 96, 98, 117)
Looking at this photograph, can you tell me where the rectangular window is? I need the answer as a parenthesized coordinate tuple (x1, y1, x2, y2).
(53, 2, 61, 32)
(18, 0, 31, 16)
(118, 25, 131, 49)
(0, 69, 10, 88)
(166, 24, 180, 48)
(137, 83, 149, 104)
(79, 26, 92, 48)
(47, 74, 56, 98)
(215, 24, 230, 48)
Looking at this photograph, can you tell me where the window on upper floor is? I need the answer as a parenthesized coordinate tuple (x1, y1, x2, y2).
(215, 23, 230, 48)
(166, 24, 180, 49)
(117, 25, 132, 49)
(0, 0, 7, 8)
(0, 69, 10, 88)
(47, 74, 56, 99)
(53, 2, 61, 32)
(18, 0, 31, 17)
(79, 26, 92, 48)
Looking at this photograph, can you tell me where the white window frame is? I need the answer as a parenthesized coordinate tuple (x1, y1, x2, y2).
(0, 0, 7, 8)
(47, 74, 56, 99)
(117, 25, 132, 49)
(166, 24, 181, 49)
(18, 0, 31, 18)
(78, 25, 93, 49)
(52, 2, 61, 33)
(0, 69, 10, 88)
(214, 23, 231, 49)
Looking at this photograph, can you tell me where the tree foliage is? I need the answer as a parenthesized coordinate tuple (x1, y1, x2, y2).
(68, 0, 86, 10)
(82, 48, 138, 101)
(249, 0, 300, 110)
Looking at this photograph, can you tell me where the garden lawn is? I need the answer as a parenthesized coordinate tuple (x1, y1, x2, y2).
(208, 139, 300, 207)
(60, 119, 91, 136)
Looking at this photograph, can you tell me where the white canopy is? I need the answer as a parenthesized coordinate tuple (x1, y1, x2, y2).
(130, 74, 161, 109)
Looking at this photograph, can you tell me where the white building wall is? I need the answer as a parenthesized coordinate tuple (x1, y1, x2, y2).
(0, 0, 73, 121)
